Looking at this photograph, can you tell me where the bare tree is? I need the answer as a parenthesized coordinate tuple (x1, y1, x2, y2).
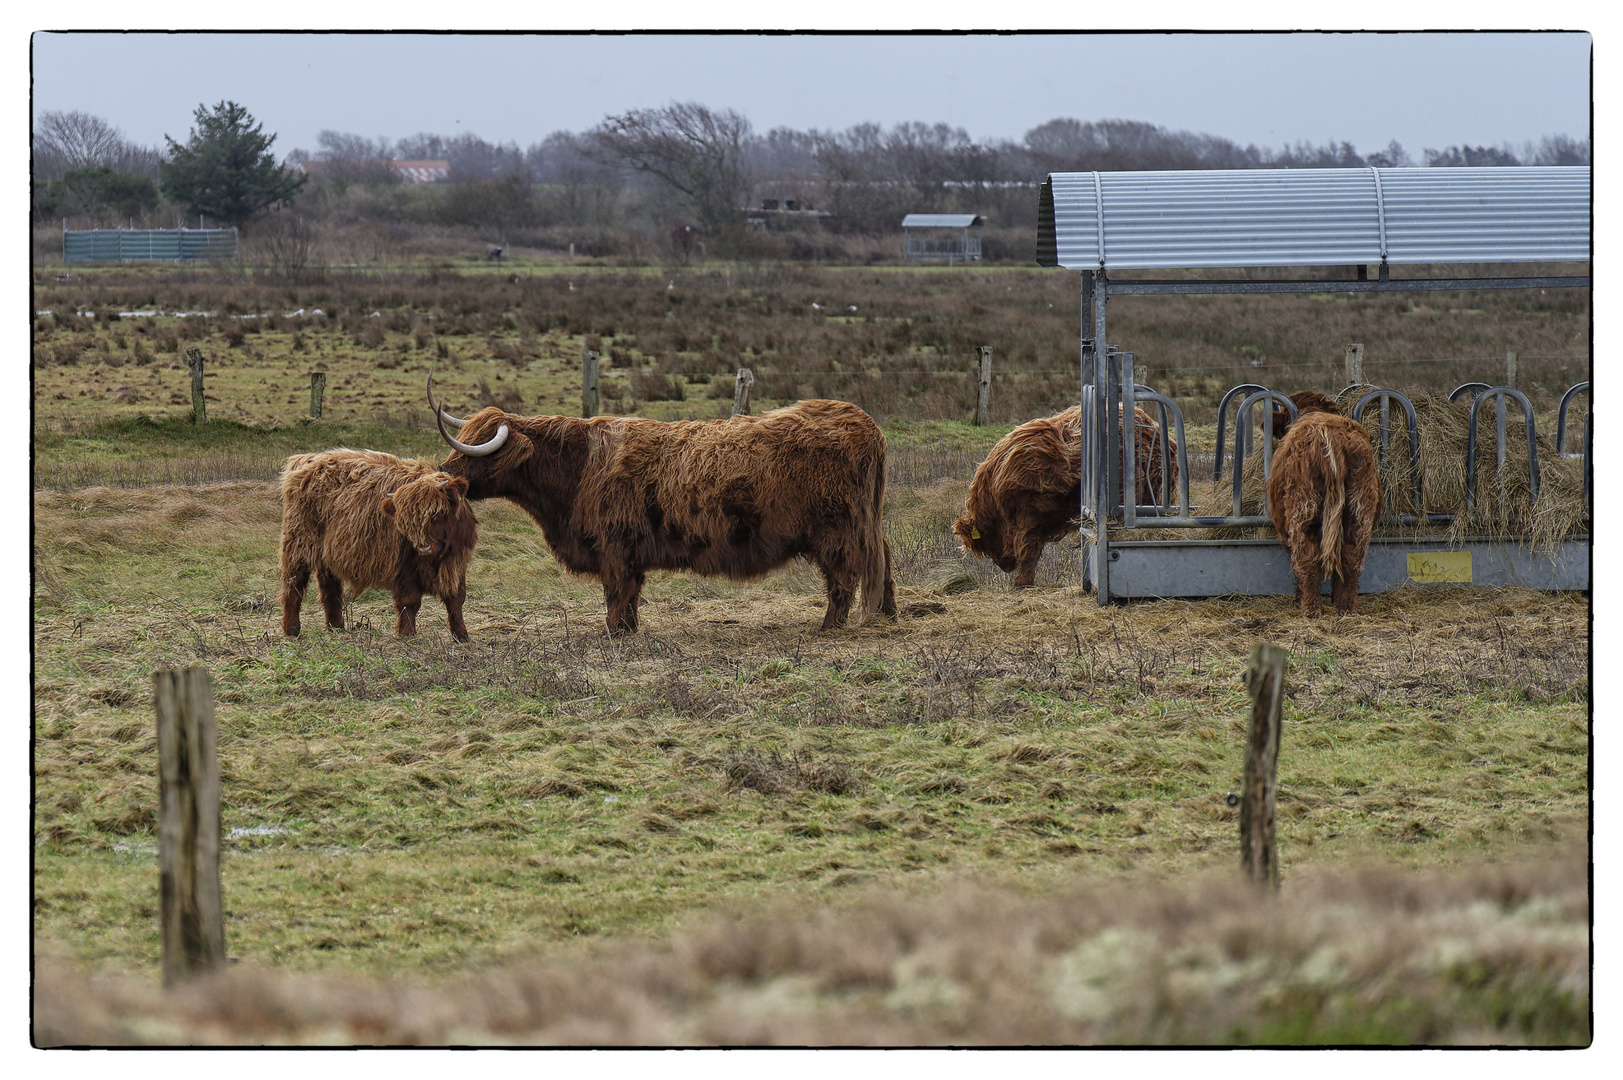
(588, 102, 752, 232)
(34, 110, 162, 182)
(36, 110, 125, 170)
(256, 210, 316, 280)
(527, 131, 621, 225)
(285, 131, 399, 189)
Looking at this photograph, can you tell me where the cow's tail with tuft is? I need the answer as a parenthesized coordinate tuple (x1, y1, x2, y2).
(859, 443, 891, 619)
(1318, 426, 1349, 581)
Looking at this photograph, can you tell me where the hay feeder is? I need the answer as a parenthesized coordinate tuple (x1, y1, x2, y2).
(1035, 165, 1591, 604)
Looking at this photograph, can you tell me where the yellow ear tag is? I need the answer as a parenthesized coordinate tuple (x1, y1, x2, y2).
(970, 526, 981, 540)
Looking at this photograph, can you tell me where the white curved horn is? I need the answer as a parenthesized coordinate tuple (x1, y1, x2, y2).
(434, 402, 510, 457)
(425, 372, 467, 427)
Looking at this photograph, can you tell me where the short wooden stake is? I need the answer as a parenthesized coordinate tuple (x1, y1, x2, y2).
(1240, 642, 1287, 890)
(1344, 342, 1364, 389)
(582, 348, 600, 418)
(1506, 350, 1518, 389)
(974, 345, 992, 426)
(185, 348, 207, 425)
(732, 367, 755, 416)
(309, 371, 326, 419)
(155, 666, 225, 986)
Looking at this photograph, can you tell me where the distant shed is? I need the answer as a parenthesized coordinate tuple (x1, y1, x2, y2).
(902, 213, 983, 263)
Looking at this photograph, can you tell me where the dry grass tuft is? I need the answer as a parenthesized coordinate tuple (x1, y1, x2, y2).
(34, 845, 1588, 1046)
(1187, 392, 1588, 549)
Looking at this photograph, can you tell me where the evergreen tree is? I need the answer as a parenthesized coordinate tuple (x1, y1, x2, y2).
(160, 101, 306, 226)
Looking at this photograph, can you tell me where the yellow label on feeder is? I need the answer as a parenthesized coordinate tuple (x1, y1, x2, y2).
(1408, 551, 1472, 583)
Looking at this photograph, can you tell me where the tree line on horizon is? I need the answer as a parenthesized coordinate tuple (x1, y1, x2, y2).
(32, 101, 1591, 255)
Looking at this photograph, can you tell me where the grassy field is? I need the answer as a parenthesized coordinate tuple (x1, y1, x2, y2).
(31, 260, 1590, 1044)
(32, 260, 1589, 446)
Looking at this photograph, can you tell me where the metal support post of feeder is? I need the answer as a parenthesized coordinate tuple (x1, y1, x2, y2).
(155, 666, 225, 986)
(1090, 270, 1112, 606)
(974, 346, 992, 426)
(185, 348, 207, 425)
(1345, 343, 1364, 389)
(309, 371, 326, 419)
(732, 367, 755, 416)
(1240, 643, 1287, 890)
(581, 348, 600, 419)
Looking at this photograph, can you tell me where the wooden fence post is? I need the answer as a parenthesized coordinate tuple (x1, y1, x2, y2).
(732, 367, 755, 416)
(309, 371, 326, 419)
(185, 348, 207, 425)
(1506, 350, 1518, 389)
(1344, 342, 1364, 389)
(582, 348, 600, 419)
(1240, 642, 1287, 890)
(974, 345, 993, 426)
(154, 666, 225, 986)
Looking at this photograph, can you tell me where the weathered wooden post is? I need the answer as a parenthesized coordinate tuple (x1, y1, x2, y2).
(1506, 350, 1519, 389)
(185, 348, 207, 425)
(974, 345, 993, 426)
(582, 348, 600, 419)
(732, 367, 755, 416)
(1344, 342, 1364, 389)
(1240, 642, 1287, 890)
(309, 371, 326, 419)
(154, 666, 225, 986)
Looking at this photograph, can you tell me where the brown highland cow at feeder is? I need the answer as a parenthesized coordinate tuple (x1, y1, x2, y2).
(280, 449, 478, 641)
(953, 405, 1179, 588)
(428, 378, 895, 636)
(1266, 399, 1383, 616)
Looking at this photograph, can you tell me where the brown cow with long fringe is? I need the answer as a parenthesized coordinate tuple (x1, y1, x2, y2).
(429, 385, 895, 635)
(953, 405, 1178, 588)
(1266, 399, 1382, 616)
(280, 449, 478, 641)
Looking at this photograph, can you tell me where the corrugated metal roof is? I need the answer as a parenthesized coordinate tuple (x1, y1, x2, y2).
(902, 214, 983, 228)
(1037, 167, 1589, 270)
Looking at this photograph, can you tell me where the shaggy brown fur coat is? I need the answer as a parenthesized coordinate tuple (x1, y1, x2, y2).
(280, 449, 478, 640)
(953, 405, 1178, 587)
(437, 399, 895, 635)
(1266, 410, 1382, 616)
(1271, 390, 1341, 439)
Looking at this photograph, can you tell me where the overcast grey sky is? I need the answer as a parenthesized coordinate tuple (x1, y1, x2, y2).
(30, 31, 1591, 162)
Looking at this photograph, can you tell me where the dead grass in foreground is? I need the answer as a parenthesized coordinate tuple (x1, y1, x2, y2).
(34, 845, 1588, 1046)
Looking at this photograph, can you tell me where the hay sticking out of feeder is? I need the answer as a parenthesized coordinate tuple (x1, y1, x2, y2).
(1182, 391, 1588, 550)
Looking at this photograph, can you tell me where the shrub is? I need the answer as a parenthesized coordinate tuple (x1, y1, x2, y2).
(631, 371, 684, 401)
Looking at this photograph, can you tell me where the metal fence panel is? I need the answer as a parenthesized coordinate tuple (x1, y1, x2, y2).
(64, 228, 237, 264)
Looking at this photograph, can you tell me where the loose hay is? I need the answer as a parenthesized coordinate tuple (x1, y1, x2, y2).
(1180, 392, 1588, 550)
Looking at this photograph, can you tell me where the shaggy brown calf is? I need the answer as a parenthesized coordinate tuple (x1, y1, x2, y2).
(428, 382, 895, 635)
(953, 405, 1179, 587)
(1266, 411, 1382, 616)
(280, 449, 478, 641)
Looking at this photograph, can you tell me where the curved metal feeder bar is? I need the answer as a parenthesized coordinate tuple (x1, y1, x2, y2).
(1233, 391, 1298, 519)
(1556, 381, 1591, 454)
(1449, 382, 1493, 405)
(1352, 388, 1423, 513)
(1213, 383, 1270, 481)
(1465, 386, 1541, 512)
(1133, 389, 1190, 515)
